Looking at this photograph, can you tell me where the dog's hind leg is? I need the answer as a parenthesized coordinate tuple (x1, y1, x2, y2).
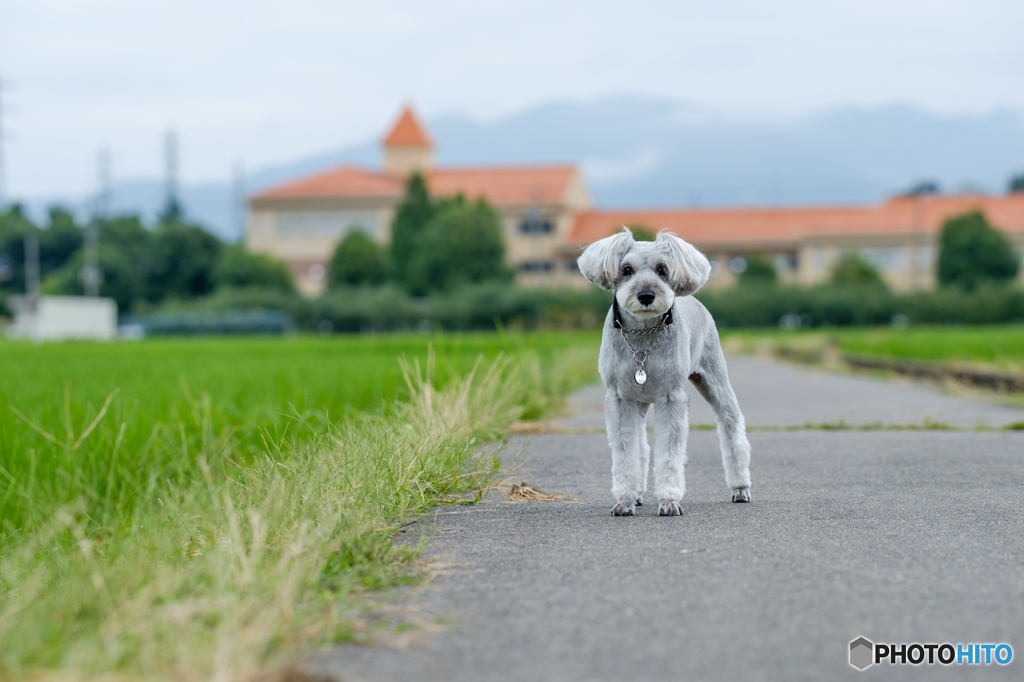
(652, 389, 689, 516)
(606, 391, 644, 515)
(690, 344, 752, 502)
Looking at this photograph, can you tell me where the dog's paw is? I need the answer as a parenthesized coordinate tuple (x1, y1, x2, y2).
(611, 499, 636, 516)
(635, 494, 643, 507)
(658, 499, 683, 516)
(732, 487, 751, 503)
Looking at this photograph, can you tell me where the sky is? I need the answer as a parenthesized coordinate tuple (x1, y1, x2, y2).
(1, 0, 1022, 199)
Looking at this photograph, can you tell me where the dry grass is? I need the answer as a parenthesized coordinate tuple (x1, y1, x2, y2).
(503, 481, 581, 504)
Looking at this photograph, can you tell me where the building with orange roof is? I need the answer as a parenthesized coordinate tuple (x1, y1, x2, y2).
(248, 106, 1024, 295)
(248, 106, 590, 294)
(568, 194, 1024, 290)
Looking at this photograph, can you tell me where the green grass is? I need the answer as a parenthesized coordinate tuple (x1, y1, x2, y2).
(0, 332, 598, 538)
(0, 331, 600, 680)
(724, 325, 1024, 371)
(825, 326, 1024, 370)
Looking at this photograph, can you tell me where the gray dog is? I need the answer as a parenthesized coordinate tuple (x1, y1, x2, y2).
(577, 228, 752, 517)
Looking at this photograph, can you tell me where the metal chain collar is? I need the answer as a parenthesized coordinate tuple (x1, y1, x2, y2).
(618, 319, 668, 385)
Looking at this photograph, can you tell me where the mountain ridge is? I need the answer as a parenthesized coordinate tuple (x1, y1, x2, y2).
(20, 95, 1024, 240)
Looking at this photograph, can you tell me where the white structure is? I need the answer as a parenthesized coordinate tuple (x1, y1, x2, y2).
(8, 295, 117, 341)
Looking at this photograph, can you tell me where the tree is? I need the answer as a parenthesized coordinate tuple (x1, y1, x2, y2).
(0, 204, 37, 293)
(626, 224, 656, 241)
(390, 173, 434, 290)
(831, 253, 887, 288)
(42, 215, 153, 312)
(39, 207, 84, 274)
(738, 255, 777, 286)
(144, 219, 222, 302)
(938, 210, 1019, 290)
(1009, 173, 1024, 194)
(329, 229, 387, 287)
(406, 195, 511, 294)
(902, 180, 941, 197)
(216, 246, 295, 292)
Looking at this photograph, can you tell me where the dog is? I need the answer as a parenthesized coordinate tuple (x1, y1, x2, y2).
(577, 227, 752, 517)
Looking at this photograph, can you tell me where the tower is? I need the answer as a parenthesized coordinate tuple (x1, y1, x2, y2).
(383, 106, 433, 176)
(81, 148, 111, 296)
(161, 129, 182, 221)
(231, 160, 246, 239)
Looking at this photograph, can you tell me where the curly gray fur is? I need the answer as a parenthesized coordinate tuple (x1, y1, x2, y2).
(577, 227, 753, 516)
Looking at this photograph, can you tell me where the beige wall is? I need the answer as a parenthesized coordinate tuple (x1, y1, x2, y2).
(797, 237, 938, 291)
(384, 146, 433, 176)
(502, 171, 594, 288)
(246, 197, 397, 296)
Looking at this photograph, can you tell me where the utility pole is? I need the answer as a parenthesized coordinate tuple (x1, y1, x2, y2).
(25, 233, 39, 297)
(231, 160, 245, 240)
(0, 72, 8, 210)
(162, 129, 181, 221)
(81, 149, 110, 296)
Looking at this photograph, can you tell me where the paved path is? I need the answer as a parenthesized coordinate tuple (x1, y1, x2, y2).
(313, 356, 1024, 681)
(557, 355, 1024, 430)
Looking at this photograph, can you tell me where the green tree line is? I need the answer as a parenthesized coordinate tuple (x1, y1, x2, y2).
(0, 206, 294, 313)
(3, 178, 1020, 324)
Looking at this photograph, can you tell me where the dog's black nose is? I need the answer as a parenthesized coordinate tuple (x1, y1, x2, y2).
(638, 290, 655, 306)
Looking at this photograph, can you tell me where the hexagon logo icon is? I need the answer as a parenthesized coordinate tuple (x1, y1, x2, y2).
(849, 637, 874, 670)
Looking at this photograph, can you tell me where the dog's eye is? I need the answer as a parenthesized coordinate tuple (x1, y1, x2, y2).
(656, 264, 668, 277)
(621, 265, 633, 277)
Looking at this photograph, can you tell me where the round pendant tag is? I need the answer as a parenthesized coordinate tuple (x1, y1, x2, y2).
(634, 369, 647, 385)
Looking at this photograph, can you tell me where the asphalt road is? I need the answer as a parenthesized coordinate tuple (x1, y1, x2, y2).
(313, 356, 1024, 681)
(556, 355, 1024, 430)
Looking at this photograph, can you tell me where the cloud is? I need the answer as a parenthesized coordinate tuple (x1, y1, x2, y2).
(1, 0, 1022, 196)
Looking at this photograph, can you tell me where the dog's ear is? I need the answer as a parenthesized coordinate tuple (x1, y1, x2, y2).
(577, 227, 634, 290)
(656, 230, 711, 296)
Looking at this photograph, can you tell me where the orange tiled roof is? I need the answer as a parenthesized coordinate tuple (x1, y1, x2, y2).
(429, 166, 576, 206)
(252, 166, 405, 200)
(570, 194, 1024, 247)
(253, 164, 577, 206)
(383, 106, 432, 147)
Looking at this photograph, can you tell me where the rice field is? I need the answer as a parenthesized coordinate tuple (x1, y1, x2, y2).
(825, 326, 1024, 370)
(0, 331, 600, 680)
(724, 325, 1024, 372)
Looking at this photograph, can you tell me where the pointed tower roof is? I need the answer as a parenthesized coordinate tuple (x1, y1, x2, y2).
(383, 106, 432, 147)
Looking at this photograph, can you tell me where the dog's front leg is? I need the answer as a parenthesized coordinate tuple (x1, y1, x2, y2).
(652, 389, 689, 516)
(605, 391, 643, 516)
(636, 402, 651, 506)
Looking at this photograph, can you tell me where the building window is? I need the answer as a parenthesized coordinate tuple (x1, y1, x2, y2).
(519, 217, 554, 235)
(916, 247, 933, 268)
(519, 261, 554, 273)
(566, 260, 580, 272)
(813, 248, 829, 271)
(861, 247, 907, 271)
(774, 253, 798, 272)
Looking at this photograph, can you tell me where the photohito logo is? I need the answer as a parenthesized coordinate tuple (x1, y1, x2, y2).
(849, 637, 1013, 670)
